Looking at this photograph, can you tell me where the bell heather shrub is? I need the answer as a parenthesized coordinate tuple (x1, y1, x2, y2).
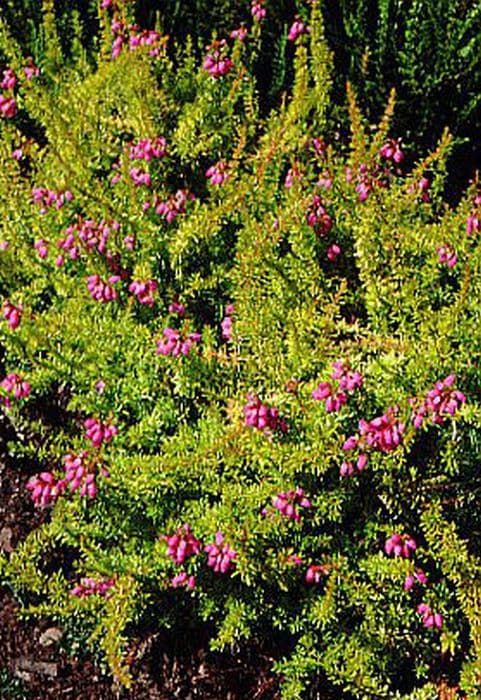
(0, 2, 481, 698)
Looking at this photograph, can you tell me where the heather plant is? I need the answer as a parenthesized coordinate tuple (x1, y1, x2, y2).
(1, 1, 481, 699)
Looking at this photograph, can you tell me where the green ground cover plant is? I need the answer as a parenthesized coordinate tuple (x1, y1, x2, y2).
(1, 1, 481, 697)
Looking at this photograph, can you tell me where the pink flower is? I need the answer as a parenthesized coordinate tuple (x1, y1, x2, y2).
(404, 569, 428, 591)
(206, 161, 229, 186)
(230, 26, 248, 41)
(384, 533, 417, 558)
(221, 304, 234, 340)
(2, 300, 22, 330)
(437, 245, 457, 268)
(34, 239, 48, 259)
(410, 375, 465, 428)
(63, 451, 110, 498)
(272, 487, 311, 522)
(306, 195, 333, 236)
(417, 603, 443, 629)
(284, 166, 302, 188)
(23, 58, 40, 80)
(203, 40, 234, 78)
(168, 301, 185, 316)
(84, 418, 118, 448)
(156, 327, 201, 357)
(163, 524, 201, 565)
(1, 68, 16, 90)
(243, 393, 287, 433)
(86, 274, 120, 302)
(129, 136, 167, 161)
(171, 571, 196, 590)
(251, 0, 266, 21)
(305, 564, 327, 584)
(154, 189, 194, 223)
(71, 576, 114, 597)
(379, 138, 404, 164)
(0, 95, 17, 119)
(26, 472, 66, 507)
(205, 532, 236, 573)
(287, 18, 311, 42)
(129, 279, 158, 306)
(1, 373, 31, 407)
(327, 243, 341, 261)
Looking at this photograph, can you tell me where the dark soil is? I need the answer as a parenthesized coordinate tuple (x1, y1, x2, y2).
(0, 411, 342, 700)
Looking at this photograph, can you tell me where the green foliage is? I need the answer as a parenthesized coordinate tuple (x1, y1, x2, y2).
(1, 2, 481, 699)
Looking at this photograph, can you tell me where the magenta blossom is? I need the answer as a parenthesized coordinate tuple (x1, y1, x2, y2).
(71, 576, 114, 598)
(1, 373, 31, 407)
(287, 18, 311, 42)
(171, 571, 196, 590)
(26, 472, 66, 507)
(129, 279, 158, 306)
(203, 40, 234, 78)
(417, 603, 443, 629)
(63, 451, 110, 498)
(410, 375, 466, 428)
(163, 524, 201, 565)
(384, 533, 417, 559)
(404, 569, 428, 591)
(206, 160, 229, 186)
(205, 532, 236, 573)
(243, 393, 287, 434)
(84, 417, 118, 448)
(2, 300, 22, 330)
(156, 327, 201, 357)
(305, 564, 328, 585)
(272, 487, 311, 522)
(437, 245, 457, 268)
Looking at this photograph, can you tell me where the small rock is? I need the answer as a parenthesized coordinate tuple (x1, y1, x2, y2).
(39, 626, 64, 646)
(16, 656, 58, 677)
(0, 526, 14, 552)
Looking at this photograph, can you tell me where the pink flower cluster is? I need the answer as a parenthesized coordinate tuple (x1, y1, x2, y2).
(284, 166, 302, 188)
(171, 571, 196, 590)
(205, 532, 237, 573)
(221, 303, 234, 340)
(326, 243, 341, 261)
(410, 375, 466, 428)
(341, 407, 405, 476)
(64, 451, 109, 498)
(57, 218, 120, 262)
(467, 193, 481, 236)
(147, 189, 195, 224)
(168, 301, 185, 316)
(32, 187, 73, 215)
(230, 26, 248, 42)
(111, 20, 164, 59)
(306, 195, 333, 236)
(86, 274, 121, 302)
(203, 40, 234, 78)
(129, 167, 151, 187)
(272, 487, 311, 522)
(379, 138, 404, 164)
(129, 136, 167, 161)
(243, 393, 287, 433)
(156, 327, 201, 357)
(71, 576, 115, 598)
(1, 373, 31, 407)
(407, 177, 430, 203)
(34, 239, 48, 259)
(288, 18, 311, 42)
(84, 417, 118, 448)
(305, 564, 328, 585)
(24, 58, 40, 81)
(129, 279, 158, 306)
(417, 603, 443, 629)
(2, 300, 22, 330)
(437, 244, 457, 268)
(251, 0, 267, 21)
(206, 161, 229, 186)
(26, 472, 66, 507)
(384, 533, 417, 558)
(312, 361, 362, 412)
(0, 67, 16, 118)
(404, 569, 428, 591)
(163, 524, 201, 565)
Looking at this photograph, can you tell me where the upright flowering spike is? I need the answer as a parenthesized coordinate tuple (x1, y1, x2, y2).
(205, 532, 236, 573)
(203, 40, 234, 78)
